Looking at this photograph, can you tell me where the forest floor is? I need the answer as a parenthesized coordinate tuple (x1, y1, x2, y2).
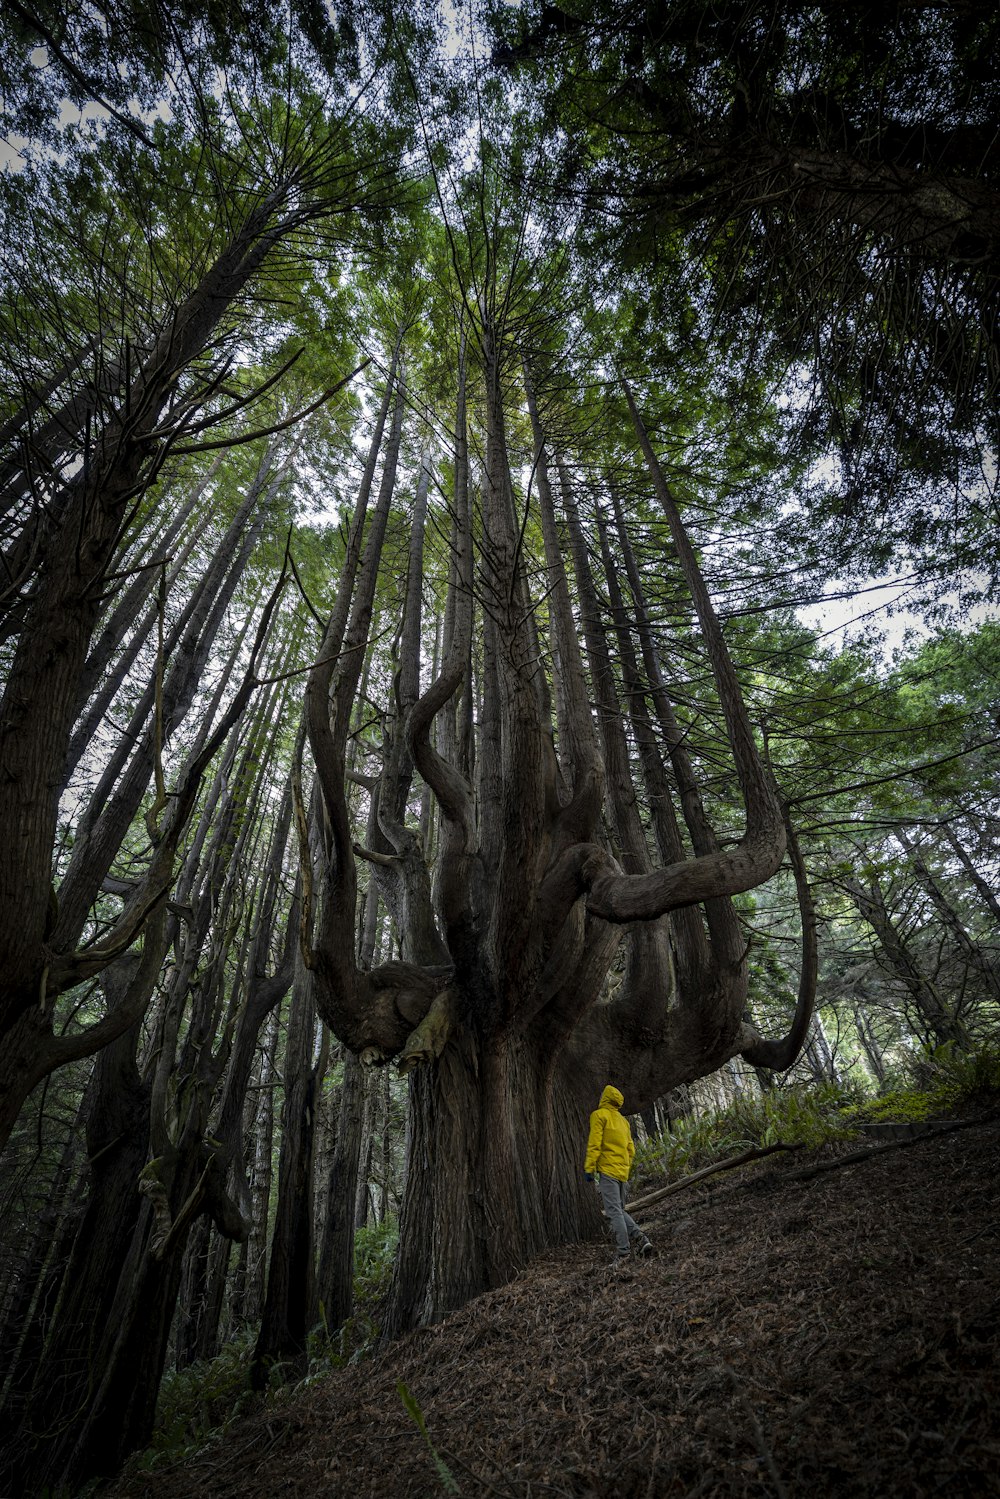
(113, 1103, 1000, 1499)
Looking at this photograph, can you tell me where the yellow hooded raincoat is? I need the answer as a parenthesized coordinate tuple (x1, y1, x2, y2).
(584, 1085, 635, 1182)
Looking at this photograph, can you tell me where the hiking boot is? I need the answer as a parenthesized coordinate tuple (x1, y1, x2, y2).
(635, 1237, 653, 1257)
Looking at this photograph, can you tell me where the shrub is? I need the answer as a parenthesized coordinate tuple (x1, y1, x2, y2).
(138, 1217, 403, 1467)
(305, 1216, 400, 1376)
(638, 1038, 1000, 1186)
(849, 1039, 1000, 1126)
(904, 1038, 1000, 1098)
(354, 1217, 399, 1306)
(144, 1328, 259, 1463)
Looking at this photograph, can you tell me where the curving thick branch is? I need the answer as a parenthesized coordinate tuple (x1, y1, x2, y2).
(740, 807, 818, 1070)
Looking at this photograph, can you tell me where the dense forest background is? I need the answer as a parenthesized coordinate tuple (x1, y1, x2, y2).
(0, 1, 997, 1493)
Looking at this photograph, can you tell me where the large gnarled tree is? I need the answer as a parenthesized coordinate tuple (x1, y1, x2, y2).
(299, 186, 810, 1331)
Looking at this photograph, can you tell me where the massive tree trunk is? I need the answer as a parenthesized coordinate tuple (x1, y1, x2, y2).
(386, 1025, 599, 1335)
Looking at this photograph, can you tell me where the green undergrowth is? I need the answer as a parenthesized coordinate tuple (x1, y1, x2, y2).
(145, 1328, 259, 1464)
(306, 1218, 399, 1376)
(852, 1040, 1000, 1128)
(137, 1217, 399, 1472)
(637, 1040, 1000, 1185)
(636, 1080, 862, 1183)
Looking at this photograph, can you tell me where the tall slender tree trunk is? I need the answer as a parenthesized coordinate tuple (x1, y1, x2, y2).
(230, 1009, 281, 1332)
(0, 970, 152, 1494)
(897, 827, 1000, 1007)
(846, 875, 967, 1046)
(854, 1002, 888, 1086)
(62, 468, 213, 786)
(316, 1052, 368, 1331)
(250, 965, 320, 1385)
(942, 822, 1000, 924)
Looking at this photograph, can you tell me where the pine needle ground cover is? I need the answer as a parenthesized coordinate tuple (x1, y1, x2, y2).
(112, 1107, 1000, 1499)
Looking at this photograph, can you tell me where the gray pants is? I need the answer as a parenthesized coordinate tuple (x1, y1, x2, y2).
(598, 1174, 644, 1254)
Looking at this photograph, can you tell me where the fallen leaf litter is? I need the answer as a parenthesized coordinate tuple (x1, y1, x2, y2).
(112, 1111, 1000, 1499)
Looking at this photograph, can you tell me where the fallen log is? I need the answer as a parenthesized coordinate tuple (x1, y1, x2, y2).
(783, 1113, 995, 1182)
(628, 1141, 803, 1213)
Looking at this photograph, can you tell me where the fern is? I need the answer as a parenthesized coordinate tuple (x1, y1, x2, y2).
(638, 1082, 860, 1180)
(397, 1379, 461, 1495)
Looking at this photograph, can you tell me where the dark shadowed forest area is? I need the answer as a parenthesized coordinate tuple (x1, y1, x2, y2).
(0, 1, 997, 1495)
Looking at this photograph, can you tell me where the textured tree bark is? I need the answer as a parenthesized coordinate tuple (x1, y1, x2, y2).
(315, 1051, 368, 1332)
(50, 1056, 257, 1491)
(250, 967, 320, 1386)
(385, 1027, 599, 1337)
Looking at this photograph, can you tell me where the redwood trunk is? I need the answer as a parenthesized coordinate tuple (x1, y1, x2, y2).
(386, 1024, 599, 1337)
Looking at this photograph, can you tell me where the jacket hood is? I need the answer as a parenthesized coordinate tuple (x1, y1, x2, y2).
(599, 1085, 624, 1110)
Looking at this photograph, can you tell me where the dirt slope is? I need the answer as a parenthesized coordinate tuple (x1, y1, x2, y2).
(113, 1113, 1000, 1499)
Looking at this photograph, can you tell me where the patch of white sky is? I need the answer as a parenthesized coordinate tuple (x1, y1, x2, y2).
(1, 44, 173, 175)
(729, 364, 1000, 663)
(787, 439, 999, 661)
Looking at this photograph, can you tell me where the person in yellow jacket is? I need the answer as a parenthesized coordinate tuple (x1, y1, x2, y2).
(584, 1084, 653, 1261)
